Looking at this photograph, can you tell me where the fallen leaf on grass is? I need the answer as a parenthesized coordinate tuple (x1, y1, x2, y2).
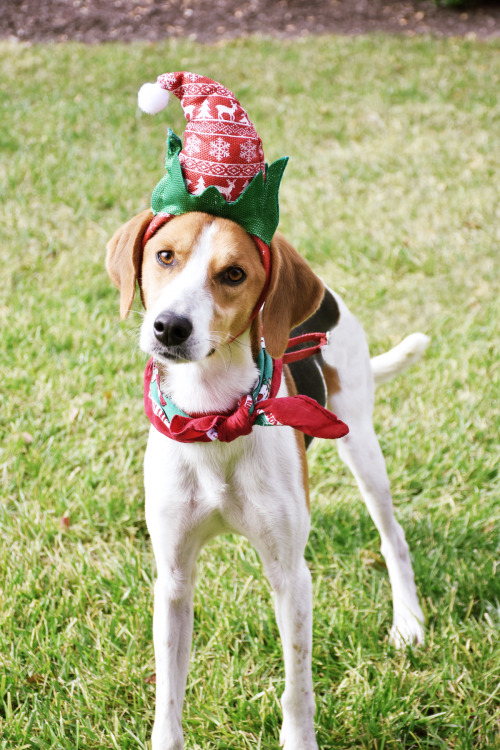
(145, 674, 156, 685)
(26, 674, 46, 684)
(360, 549, 387, 569)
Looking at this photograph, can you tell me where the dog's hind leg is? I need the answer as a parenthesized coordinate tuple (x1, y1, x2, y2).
(335, 419, 424, 646)
(322, 298, 424, 646)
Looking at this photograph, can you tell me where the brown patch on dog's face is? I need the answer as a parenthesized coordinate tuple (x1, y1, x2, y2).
(141, 212, 266, 349)
(206, 220, 266, 343)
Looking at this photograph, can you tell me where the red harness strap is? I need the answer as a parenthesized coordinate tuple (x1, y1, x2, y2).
(282, 332, 329, 364)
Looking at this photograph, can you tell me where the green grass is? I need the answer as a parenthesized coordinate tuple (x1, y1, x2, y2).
(1, 34, 499, 749)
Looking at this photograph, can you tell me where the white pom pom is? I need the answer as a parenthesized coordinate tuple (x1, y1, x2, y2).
(137, 82, 170, 115)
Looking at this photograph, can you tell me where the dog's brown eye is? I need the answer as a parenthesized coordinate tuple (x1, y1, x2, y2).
(157, 250, 175, 267)
(223, 266, 246, 284)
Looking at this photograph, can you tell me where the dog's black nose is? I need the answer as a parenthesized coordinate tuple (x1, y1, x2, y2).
(153, 312, 193, 347)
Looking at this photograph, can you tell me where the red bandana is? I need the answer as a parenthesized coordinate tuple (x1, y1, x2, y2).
(144, 337, 349, 444)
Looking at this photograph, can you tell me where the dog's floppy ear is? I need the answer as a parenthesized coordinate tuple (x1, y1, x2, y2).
(262, 232, 325, 359)
(106, 209, 153, 319)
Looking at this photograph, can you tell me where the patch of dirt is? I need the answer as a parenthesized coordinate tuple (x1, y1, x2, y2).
(2, 0, 498, 43)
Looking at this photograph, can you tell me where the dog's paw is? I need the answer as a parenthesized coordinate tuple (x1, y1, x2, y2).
(389, 610, 425, 648)
(280, 720, 319, 750)
(151, 726, 183, 750)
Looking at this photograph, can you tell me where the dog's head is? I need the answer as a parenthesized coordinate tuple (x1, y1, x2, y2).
(106, 210, 324, 362)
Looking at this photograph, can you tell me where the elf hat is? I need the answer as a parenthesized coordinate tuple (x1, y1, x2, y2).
(138, 72, 288, 247)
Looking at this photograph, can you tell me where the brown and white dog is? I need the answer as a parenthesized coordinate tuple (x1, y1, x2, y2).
(107, 209, 428, 750)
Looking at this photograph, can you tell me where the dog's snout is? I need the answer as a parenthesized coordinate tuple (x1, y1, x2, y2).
(154, 312, 193, 347)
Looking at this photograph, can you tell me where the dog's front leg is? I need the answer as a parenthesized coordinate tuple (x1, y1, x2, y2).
(148, 533, 197, 750)
(239, 431, 319, 749)
(145, 439, 198, 750)
(261, 554, 319, 750)
(150, 565, 196, 750)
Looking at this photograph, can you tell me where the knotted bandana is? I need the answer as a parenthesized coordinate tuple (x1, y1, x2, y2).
(144, 341, 349, 444)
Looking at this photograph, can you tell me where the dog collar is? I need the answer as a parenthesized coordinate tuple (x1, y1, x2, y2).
(144, 339, 349, 444)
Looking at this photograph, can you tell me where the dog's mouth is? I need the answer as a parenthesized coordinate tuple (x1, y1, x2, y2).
(155, 350, 188, 364)
(152, 342, 192, 364)
(152, 343, 217, 364)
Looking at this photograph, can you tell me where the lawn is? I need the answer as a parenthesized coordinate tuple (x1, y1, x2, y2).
(0, 34, 499, 749)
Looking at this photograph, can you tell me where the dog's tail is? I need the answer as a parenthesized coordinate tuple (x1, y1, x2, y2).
(371, 333, 430, 386)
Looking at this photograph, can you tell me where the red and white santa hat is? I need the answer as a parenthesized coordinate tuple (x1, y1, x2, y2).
(138, 72, 265, 203)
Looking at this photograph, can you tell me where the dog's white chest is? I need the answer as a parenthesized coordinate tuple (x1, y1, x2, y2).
(144, 423, 308, 552)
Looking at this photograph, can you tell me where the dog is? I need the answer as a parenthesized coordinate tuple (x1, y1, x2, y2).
(106, 208, 427, 750)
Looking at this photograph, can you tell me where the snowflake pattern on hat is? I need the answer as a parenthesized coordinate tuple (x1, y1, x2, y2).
(155, 72, 265, 202)
(184, 135, 202, 155)
(240, 140, 258, 163)
(209, 137, 231, 162)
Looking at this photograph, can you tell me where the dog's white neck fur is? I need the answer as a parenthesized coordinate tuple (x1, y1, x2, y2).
(159, 332, 259, 415)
